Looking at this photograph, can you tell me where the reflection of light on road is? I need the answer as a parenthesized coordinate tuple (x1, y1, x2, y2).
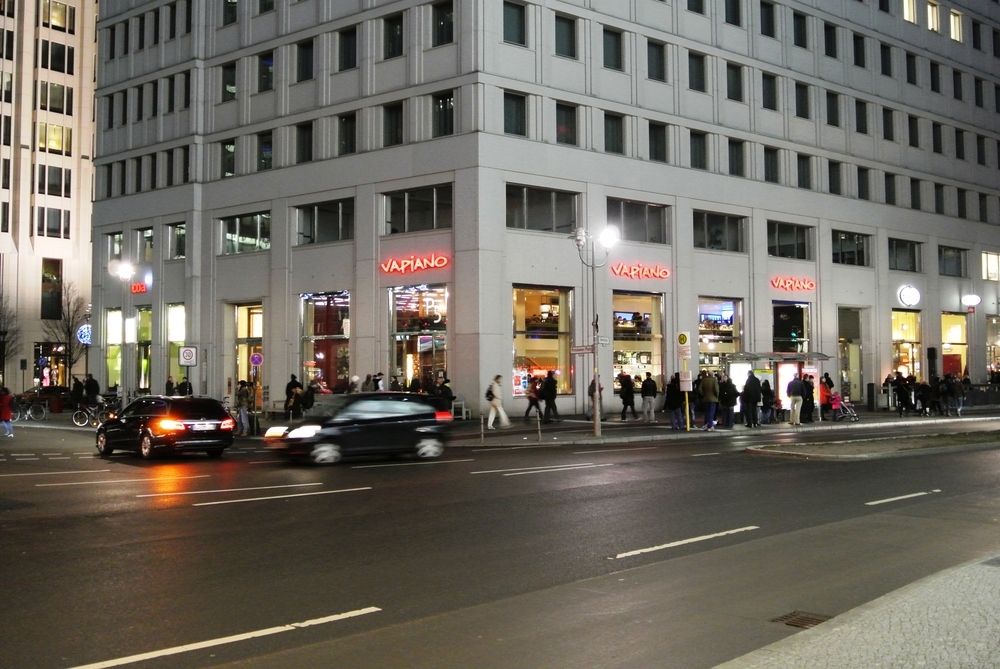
(149, 465, 199, 505)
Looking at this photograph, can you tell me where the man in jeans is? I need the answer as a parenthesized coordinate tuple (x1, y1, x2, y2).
(698, 372, 719, 431)
(787, 373, 805, 426)
(640, 372, 658, 423)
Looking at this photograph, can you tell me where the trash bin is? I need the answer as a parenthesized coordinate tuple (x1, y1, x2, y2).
(49, 396, 63, 414)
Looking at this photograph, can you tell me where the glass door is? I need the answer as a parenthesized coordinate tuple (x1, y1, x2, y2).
(235, 305, 263, 409)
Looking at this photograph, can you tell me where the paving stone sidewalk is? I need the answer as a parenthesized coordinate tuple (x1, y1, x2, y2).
(715, 552, 1000, 668)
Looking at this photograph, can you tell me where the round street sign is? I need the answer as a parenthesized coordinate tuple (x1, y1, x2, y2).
(179, 346, 198, 367)
(677, 331, 690, 346)
(250, 352, 264, 367)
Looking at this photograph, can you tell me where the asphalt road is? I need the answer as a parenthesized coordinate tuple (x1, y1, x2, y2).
(2, 422, 1000, 669)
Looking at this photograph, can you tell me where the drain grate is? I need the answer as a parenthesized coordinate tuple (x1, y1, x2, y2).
(771, 611, 833, 629)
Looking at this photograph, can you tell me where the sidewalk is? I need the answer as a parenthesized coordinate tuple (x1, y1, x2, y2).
(714, 551, 1000, 668)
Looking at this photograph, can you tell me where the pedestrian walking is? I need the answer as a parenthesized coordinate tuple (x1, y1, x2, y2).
(786, 374, 805, 425)
(894, 371, 913, 417)
(235, 380, 250, 436)
(486, 374, 511, 429)
(436, 377, 455, 413)
(524, 376, 543, 421)
(541, 370, 561, 423)
(0, 387, 13, 437)
(665, 374, 684, 430)
(698, 371, 719, 430)
(640, 372, 658, 423)
(953, 375, 966, 416)
(742, 370, 762, 427)
(390, 375, 402, 391)
(618, 372, 638, 421)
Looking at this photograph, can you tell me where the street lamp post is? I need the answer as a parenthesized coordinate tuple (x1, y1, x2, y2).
(574, 226, 619, 437)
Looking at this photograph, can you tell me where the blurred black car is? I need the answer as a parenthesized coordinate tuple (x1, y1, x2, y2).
(264, 392, 452, 464)
(96, 396, 236, 459)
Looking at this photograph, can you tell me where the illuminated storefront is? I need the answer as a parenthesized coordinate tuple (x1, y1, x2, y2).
(391, 285, 447, 388)
(512, 286, 572, 395)
(698, 298, 742, 371)
(941, 313, 968, 377)
(136, 306, 152, 392)
(892, 310, 921, 377)
(988, 316, 1000, 374)
(235, 305, 264, 391)
(166, 304, 186, 384)
(301, 292, 350, 392)
(611, 292, 662, 389)
(106, 308, 122, 389)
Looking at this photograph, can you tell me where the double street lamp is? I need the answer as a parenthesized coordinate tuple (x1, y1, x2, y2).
(574, 225, 619, 437)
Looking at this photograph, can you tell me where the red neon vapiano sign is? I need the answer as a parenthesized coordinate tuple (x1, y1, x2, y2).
(770, 276, 816, 291)
(610, 262, 671, 279)
(379, 253, 449, 274)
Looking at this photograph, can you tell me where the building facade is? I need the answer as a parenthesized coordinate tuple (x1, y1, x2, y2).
(92, 0, 1000, 412)
(0, 0, 94, 393)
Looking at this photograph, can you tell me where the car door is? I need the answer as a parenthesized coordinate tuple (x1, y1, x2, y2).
(103, 400, 144, 446)
(387, 397, 436, 448)
(333, 398, 399, 454)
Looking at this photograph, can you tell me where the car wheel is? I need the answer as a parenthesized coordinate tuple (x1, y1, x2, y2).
(140, 433, 155, 459)
(206, 449, 224, 458)
(311, 443, 341, 465)
(415, 438, 444, 459)
(96, 431, 114, 457)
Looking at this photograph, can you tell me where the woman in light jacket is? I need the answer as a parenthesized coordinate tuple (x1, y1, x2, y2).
(487, 375, 511, 429)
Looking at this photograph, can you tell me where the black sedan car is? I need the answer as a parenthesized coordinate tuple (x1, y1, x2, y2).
(264, 392, 452, 464)
(96, 396, 236, 459)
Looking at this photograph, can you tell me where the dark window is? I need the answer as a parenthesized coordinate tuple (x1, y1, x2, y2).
(952, 70, 963, 100)
(975, 78, 984, 107)
(880, 43, 892, 76)
(504, 92, 527, 136)
(503, 2, 526, 46)
(296, 40, 314, 82)
(258, 52, 273, 92)
(828, 160, 841, 194)
(688, 0, 705, 14)
(906, 52, 917, 84)
(857, 167, 870, 200)
(604, 114, 624, 154)
(432, 91, 454, 137)
(882, 108, 894, 141)
(221, 138, 235, 177)
(795, 83, 809, 119)
(832, 230, 868, 266)
(296, 199, 355, 244)
(690, 131, 707, 169)
(938, 246, 965, 276)
(383, 103, 403, 146)
(885, 173, 897, 205)
(957, 189, 967, 219)
(505, 184, 577, 233)
(930, 61, 940, 92)
(934, 183, 945, 214)
(767, 221, 811, 259)
(826, 91, 840, 126)
(603, 29, 623, 70)
(728, 139, 744, 176)
(606, 198, 668, 244)
(221, 62, 236, 101)
(724, 0, 741, 26)
(259, 0, 274, 13)
(726, 63, 743, 101)
(40, 258, 62, 320)
(384, 14, 404, 59)
(760, 2, 776, 38)
(555, 15, 576, 58)
(932, 122, 942, 153)
(824, 22, 837, 58)
(853, 33, 865, 67)
(648, 41, 665, 81)
(339, 27, 357, 70)
(693, 211, 744, 252)
(855, 100, 868, 134)
(978, 135, 986, 165)
(556, 104, 577, 145)
(910, 179, 921, 210)
(879, 0, 890, 12)
(431, 1, 454, 47)
(955, 129, 965, 160)
(764, 147, 779, 182)
(762, 73, 777, 110)
(222, 212, 271, 254)
(222, 0, 237, 25)
(980, 194, 989, 223)
(797, 154, 811, 188)
(793, 12, 807, 48)
(908, 115, 919, 147)
(688, 53, 706, 92)
(649, 122, 667, 162)
(338, 113, 357, 155)
(257, 131, 272, 171)
(296, 123, 313, 163)
(973, 21, 982, 50)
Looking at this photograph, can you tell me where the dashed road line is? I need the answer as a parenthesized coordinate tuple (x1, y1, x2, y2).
(0, 469, 111, 477)
(37, 474, 210, 487)
(47, 456, 71, 460)
(865, 489, 942, 506)
(14, 457, 39, 460)
(193, 486, 372, 506)
(692, 452, 720, 457)
(471, 463, 599, 475)
(504, 463, 614, 476)
(138, 483, 322, 498)
(351, 459, 474, 469)
(573, 447, 657, 454)
(615, 526, 761, 559)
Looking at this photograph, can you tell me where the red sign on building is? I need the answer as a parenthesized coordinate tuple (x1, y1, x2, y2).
(770, 276, 816, 291)
(130, 282, 148, 294)
(379, 254, 449, 274)
(610, 262, 671, 279)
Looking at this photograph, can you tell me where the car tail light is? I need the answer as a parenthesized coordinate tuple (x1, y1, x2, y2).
(435, 411, 453, 422)
(156, 418, 186, 432)
(220, 417, 236, 431)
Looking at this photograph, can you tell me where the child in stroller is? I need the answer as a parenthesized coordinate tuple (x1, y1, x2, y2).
(831, 392, 859, 422)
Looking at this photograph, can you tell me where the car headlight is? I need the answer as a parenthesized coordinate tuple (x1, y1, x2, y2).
(264, 426, 289, 439)
(287, 424, 323, 439)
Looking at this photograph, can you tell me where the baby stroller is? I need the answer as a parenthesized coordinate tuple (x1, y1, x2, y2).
(831, 393, 859, 422)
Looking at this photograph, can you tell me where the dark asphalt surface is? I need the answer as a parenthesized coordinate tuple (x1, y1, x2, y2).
(2, 417, 1000, 668)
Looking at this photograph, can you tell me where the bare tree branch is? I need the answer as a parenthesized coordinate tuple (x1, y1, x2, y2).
(40, 281, 89, 376)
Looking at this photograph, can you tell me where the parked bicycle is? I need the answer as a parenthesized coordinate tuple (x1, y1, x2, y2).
(12, 398, 47, 422)
(72, 401, 114, 427)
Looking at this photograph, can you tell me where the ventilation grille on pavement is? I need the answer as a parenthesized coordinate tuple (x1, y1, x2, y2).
(770, 611, 832, 629)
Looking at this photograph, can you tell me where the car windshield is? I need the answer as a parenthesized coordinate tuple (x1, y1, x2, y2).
(171, 400, 227, 419)
(311, 395, 353, 417)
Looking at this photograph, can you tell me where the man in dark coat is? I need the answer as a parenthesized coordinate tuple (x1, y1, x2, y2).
(541, 370, 560, 423)
(617, 371, 638, 421)
(742, 370, 762, 427)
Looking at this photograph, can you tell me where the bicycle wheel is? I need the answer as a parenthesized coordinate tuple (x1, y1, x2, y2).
(11, 408, 20, 422)
(72, 410, 90, 427)
(27, 403, 45, 421)
(96, 410, 111, 424)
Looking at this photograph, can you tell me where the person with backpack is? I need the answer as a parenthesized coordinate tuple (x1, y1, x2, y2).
(486, 374, 510, 429)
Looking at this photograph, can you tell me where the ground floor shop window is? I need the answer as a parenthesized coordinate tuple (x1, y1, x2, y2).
(166, 304, 185, 385)
(698, 297, 742, 371)
(773, 301, 810, 352)
(838, 307, 865, 400)
(512, 286, 572, 395)
(612, 292, 662, 390)
(136, 306, 151, 392)
(106, 308, 122, 389)
(33, 342, 66, 388)
(235, 304, 264, 401)
(891, 309, 921, 378)
(988, 316, 1000, 377)
(392, 285, 447, 390)
(301, 292, 349, 392)
(941, 313, 968, 377)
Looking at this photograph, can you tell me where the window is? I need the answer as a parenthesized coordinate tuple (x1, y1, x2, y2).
(908, 115, 919, 147)
(649, 122, 667, 162)
(36, 123, 72, 155)
(137, 15, 145, 50)
(728, 138, 745, 176)
(257, 131, 272, 171)
(506, 185, 576, 233)
(41, 1, 75, 32)
(952, 70, 963, 101)
(296, 40, 314, 82)
(108, 232, 124, 261)
(955, 129, 965, 160)
(504, 92, 527, 136)
(604, 114, 624, 154)
(168, 223, 185, 259)
(221, 62, 236, 101)
(135, 86, 145, 121)
(980, 194, 989, 223)
(932, 122, 942, 153)
(40, 40, 75, 74)
(123, 19, 130, 54)
(38, 82, 73, 115)
(384, 13, 404, 59)
(882, 108, 894, 141)
(826, 91, 840, 126)
(688, 52, 706, 92)
(726, 63, 743, 101)
(906, 52, 917, 85)
(760, 2, 776, 38)
(949, 9, 962, 42)
(688, 0, 705, 13)
(339, 27, 357, 70)
(690, 131, 707, 169)
(853, 33, 865, 67)
(338, 112, 357, 154)
(167, 75, 176, 112)
(939, 246, 966, 276)
(555, 15, 576, 58)
(647, 41, 665, 81)
(795, 82, 809, 119)
(259, 0, 274, 13)
(762, 73, 777, 110)
(793, 12, 807, 48)
(880, 43, 892, 76)
(995, 29, 1000, 58)
(606, 198, 668, 244)
(930, 61, 940, 92)
(978, 135, 986, 165)
(296, 198, 355, 244)
(824, 22, 837, 58)
(432, 1, 454, 47)
(258, 52, 274, 92)
(797, 154, 811, 188)
(503, 2, 526, 46)
(828, 160, 841, 194)
(975, 78, 984, 107)
(40, 259, 62, 320)
(767, 221, 811, 259)
(604, 28, 625, 71)
(957, 189, 967, 219)
(832, 231, 869, 266)
(855, 100, 868, 134)
(927, 1, 939, 32)
(764, 147, 779, 182)
(513, 287, 573, 395)
(556, 104, 577, 145)
(296, 123, 313, 163)
(222, 0, 237, 25)
(222, 212, 271, 255)
(985, 252, 1000, 281)
(385, 184, 453, 234)
(35, 207, 70, 239)
(885, 173, 897, 205)
(934, 183, 945, 214)
(725, 0, 741, 26)
(693, 211, 744, 252)
(432, 91, 454, 137)
(384, 103, 404, 146)
(165, 150, 174, 187)
(137, 228, 154, 263)
(910, 178, 921, 209)
(221, 138, 236, 177)
(903, 0, 916, 23)
(857, 167, 870, 200)
(973, 20, 983, 50)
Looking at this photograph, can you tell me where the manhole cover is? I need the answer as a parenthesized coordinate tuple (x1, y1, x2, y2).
(771, 611, 832, 629)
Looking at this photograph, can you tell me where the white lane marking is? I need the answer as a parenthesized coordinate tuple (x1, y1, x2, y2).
(47, 457, 71, 460)
(351, 459, 474, 469)
(246, 460, 282, 464)
(138, 483, 322, 498)
(505, 463, 615, 476)
(692, 452, 720, 457)
(42, 453, 61, 456)
(67, 606, 381, 669)
(9, 453, 35, 456)
(193, 486, 371, 507)
(471, 443, 562, 452)
(37, 475, 210, 487)
(865, 489, 942, 506)
(573, 447, 657, 454)
(0, 469, 111, 478)
(14, 457, 39, 460)
(73, 452, 94, 455)
(471, 463, 597, 475)
(615, 526, 761, 559)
